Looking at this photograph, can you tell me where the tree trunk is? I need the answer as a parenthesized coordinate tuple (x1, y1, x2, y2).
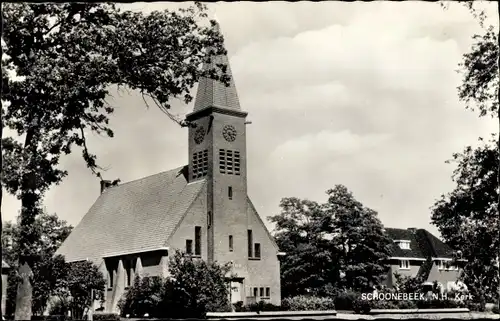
(14, 125, 40, 320)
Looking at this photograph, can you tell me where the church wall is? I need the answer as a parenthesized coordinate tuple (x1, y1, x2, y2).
(167, 184, 209, 261)
(246, 200, 281, 306)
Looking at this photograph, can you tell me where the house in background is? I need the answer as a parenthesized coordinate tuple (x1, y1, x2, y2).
(55, 22, 283, 313)
(384, 227, 464, 291)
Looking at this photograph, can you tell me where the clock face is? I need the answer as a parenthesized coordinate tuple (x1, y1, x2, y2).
(222, 125, 237, 142)
(194, 126, 205, 144)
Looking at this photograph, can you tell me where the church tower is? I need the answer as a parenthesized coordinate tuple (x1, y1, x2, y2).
(185, 24, 249, 273)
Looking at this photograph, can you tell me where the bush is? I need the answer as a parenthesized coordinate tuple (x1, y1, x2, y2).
(237, 301, 283, 312)
(93, 313, 121, 320)
(352, 298, 371, 314)
(416, 299, 461, 309)
(333, 290, 358, 311)
(396, 300, 418, 309)
(281, 295, 335, 311)
(492, 303, 499, 314)
(118, 251, 232, 319)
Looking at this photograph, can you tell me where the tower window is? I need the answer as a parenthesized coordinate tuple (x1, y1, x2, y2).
(266, 287, 270, 297)
(195, 226, 201, 256)
(248, 230, 253, 257)
(192, 149, 209, 179)
(260, 287, 264, 297)
(254, 243, 261, 259)
(228, 186, 233, 199)
(253, 287, 258, 297)
(229, 235, 233, 252)
(219, 149, 241, 175)
(186, 240, 193, 255)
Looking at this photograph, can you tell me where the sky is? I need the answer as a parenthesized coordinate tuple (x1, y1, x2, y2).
(2, 1, 498, 238)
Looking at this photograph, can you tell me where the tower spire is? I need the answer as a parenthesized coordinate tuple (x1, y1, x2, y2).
(193, 20, 241, 113)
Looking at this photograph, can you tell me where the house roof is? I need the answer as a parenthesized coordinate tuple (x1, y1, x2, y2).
(56, 166, 206, 263)
(385, 228, 454, 260)
(193, 22, 241, 113)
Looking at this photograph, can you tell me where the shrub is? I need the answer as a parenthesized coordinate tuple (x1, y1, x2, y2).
(281, 295, 335, 311)
(118, 250, 232, 319)
(416, 299, 461, 309)
(242, 301, 283, 312)
(333, 290, 358, 311)
(93, 313, 121, 320)
(370, 300, 398, 310)
(396, 300, 417, 309)
(492, 303, 499, 314)
(352, 298, 371, 314)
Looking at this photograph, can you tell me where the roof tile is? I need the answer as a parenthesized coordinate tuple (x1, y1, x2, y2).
(56, 166, 205, 262)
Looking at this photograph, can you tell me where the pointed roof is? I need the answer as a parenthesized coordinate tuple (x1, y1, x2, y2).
(193, 22, 241, 113)
(385, 227, 454, 259)
(56, 166, 206, 263)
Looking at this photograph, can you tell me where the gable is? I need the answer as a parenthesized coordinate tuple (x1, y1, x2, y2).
(56, 166, 206, 262)
(247, 196, 280, 253)
(385, 228, 454, 260)
(385, 228, 425, 258)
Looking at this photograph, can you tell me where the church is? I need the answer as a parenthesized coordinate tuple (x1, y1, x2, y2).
(55, 23, 283, 313)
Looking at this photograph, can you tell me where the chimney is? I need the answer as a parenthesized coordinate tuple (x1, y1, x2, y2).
(100, 180, 112, 194)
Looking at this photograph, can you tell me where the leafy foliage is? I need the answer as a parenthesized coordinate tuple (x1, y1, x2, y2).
(431, 136, 499, 305)
(1, 211, 72, 316)
(63, 261, 107, 320)
(2, 3, 229, 319)
(281, 295, 335, 311)
(268, 185, 391, 297)
(458, 25, 499, 118)
(119, 250, 231, 318)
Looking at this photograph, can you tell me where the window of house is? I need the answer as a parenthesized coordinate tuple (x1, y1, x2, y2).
(254, 243, 261, 259)
(192, 150, 209, 179)
(207, 211, 212, 228)
(265, 287, 270, 297)
(195, 226, 201, 256)
(228, 186, 233, 200)
(186, 239, 193, 255)
(248, 230, 253, 257)
(253, 287, 258, 297)
(397, 240, 411, 250)
(259, 287, 264, 297)
(219, 149, 241, 175)
(229, 235, 234, 252)
(399, 260, 410, 270)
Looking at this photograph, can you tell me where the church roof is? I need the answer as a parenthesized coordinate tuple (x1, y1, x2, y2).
(193, 23, 241, 113)
(56, 166, 206, 263)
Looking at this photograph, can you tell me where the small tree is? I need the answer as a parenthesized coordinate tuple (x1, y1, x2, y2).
(60, 261, 106, 320)
(1, 211, 72, 316)
(167, 250, 232, 318)
(118, 275, 166, 318)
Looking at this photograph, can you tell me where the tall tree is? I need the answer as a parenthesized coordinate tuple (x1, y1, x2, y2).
(269, 198, 335, 298)
(431, 137, 499, 307)
(324, 185, 391, 293)
(1, 3, 229, 319)
(436, 0, 500, 306)
(268, 185, 391, 297)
